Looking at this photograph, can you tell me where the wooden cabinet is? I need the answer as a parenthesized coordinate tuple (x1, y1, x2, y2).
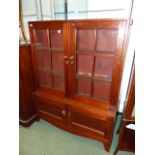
(29, 19, 129, 152)
(19, 43, 37, 126)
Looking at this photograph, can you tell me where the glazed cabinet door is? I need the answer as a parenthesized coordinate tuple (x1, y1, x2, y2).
(69, 20, 127, 107)
(29, 22, 69, 97)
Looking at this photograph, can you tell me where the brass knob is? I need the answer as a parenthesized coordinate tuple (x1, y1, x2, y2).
(64, 56, 68, 59)
(65, 60, 69, 64)
(62, 110, 66, 116)
(70, 61, 74, 65)
(69, 56, 74, 60)
(29, 24, 33, 27)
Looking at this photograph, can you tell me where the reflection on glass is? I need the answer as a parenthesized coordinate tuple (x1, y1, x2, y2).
(21, 0, 131, 40)
(54, 0, 131, 20)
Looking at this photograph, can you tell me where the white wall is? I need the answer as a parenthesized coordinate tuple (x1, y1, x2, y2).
(22, 0, 37, 15)
(41, 0, 51, 20)
(87, 0, 131, 18)
(118, 3, 135, 112)
(118, 27, 135, 112)
(54, 0, 65, 19)
(67, 0, 88, 19)
(21, 0, 38, 40)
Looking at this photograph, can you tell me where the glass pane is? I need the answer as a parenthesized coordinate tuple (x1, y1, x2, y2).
(38, 71, 52, 88)
(86, 0, 131, 19)
(77, 78, 91, 96)
(41, 0, 52, 20)
(94, 56, 114, 80)
(50, 29, 64, 49)
(54, 0, 65, 13)
(77, 55, 93, 76)
(35, 50, 51, 70)
(53, 75, 64, 90)
(34, 29, 49, 49)
(93, 81, 111, 101)
(54, 0, 66, 20)
(52, 52, 64, 73)
(67, 0, 87, 19)
(55, 14, 66, 20)
(53, 0, 131, 20)
(21, 0, 131, 40)
(22, 0, 37, 15)
(96, 29, 117, 52)
(77, 29, 95, 51)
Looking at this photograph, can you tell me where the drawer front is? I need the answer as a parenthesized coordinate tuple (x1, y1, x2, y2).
(69, 109, 106, 135)
(37, 99, 66, 122)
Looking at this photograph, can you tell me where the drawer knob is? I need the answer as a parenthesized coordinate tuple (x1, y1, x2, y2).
(62, 110, 66, 116)
(69, 56, 74, 60)
(64, 55, 68, 59)
(65, 60, 69, 65)
(70, 60, 74, 65)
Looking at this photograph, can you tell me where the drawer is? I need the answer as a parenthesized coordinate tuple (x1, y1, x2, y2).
(69, 109, 106, 135)
(37, 99, 67, 121)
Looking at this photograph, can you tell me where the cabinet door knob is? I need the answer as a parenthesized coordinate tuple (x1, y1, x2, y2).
(70, 61, 74, 65)
(69, 56, 74, 60)
(62, 110, 66, 116)
(65, 60, 69, 65)
(64, 56, 68, 59)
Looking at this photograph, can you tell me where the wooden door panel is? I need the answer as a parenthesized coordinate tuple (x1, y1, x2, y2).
(19, 44, 36, 124)
(37, 99, 65, 121)
(70, 109, 106, 135)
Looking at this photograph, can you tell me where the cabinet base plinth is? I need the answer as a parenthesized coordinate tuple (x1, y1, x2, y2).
(19, 114, 38, 127)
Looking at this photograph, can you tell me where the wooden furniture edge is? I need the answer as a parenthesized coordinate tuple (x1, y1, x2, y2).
(38, 110, 112, 152)
(33, 90, 116, 119)
(19, 113, 39, 127)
